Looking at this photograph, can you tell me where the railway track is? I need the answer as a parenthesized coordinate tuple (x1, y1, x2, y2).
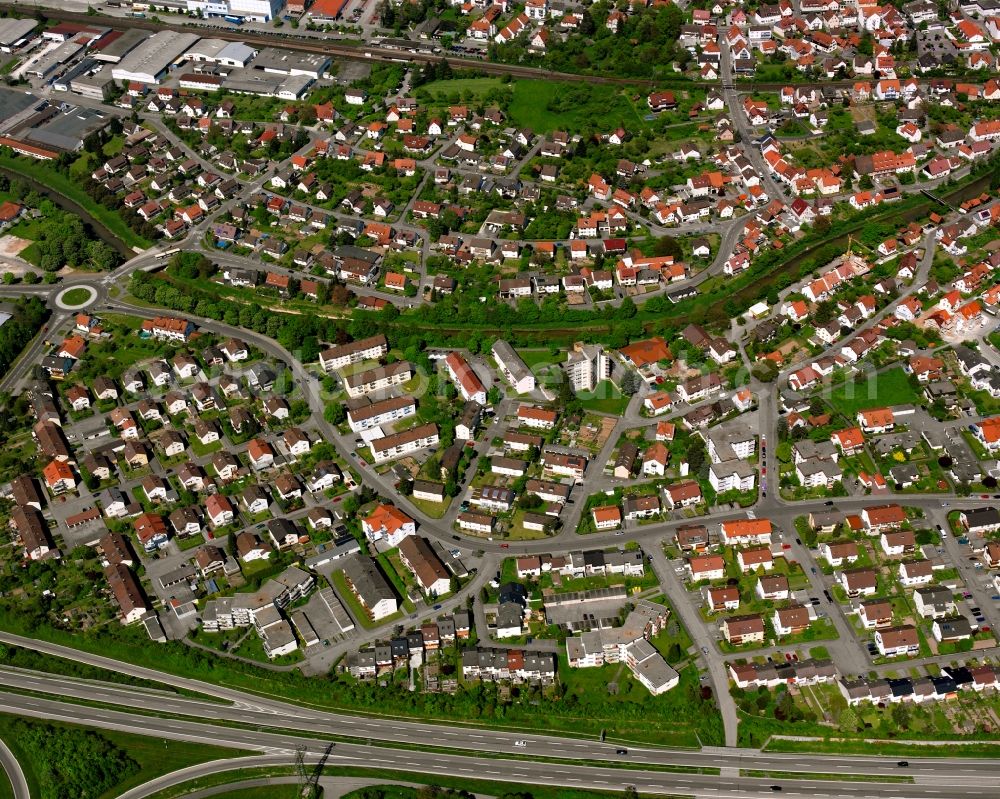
(0, 4, 863, 91)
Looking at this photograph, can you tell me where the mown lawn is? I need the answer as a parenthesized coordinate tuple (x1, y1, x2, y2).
(827, 367, 920, 417)
(419, 76, 506, 101)
(406, 494, 451, 519)
(59, 288, 92, 307)
(577, 380, 629, 415)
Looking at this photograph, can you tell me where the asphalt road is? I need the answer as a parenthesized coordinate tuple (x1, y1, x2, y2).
(0, 48, 994, 792)
(0, 737, 28, 799)
(2, 689, 999, 799)
(5, 643, 1000, 790)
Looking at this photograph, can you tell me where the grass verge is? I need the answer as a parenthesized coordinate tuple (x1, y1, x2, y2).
(764, 737, 1000, 758)
(741, 770, 913, 784)
(143, 766, 692, 799)
(0, 643, 183, 693)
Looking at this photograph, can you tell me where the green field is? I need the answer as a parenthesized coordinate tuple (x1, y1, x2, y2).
(419, 77, 643, 134)
(508, 80, 645, 134)
(419, 77, 506, 101)
(517, 348, 560, 370)
(827, 367, 920, 417)
(577, 381, 629, 415)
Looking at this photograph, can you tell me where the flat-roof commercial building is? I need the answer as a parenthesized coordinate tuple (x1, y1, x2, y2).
(53, 56, 98, 92)
(183, 37, 229, 62)
(183, 38, 257, 67)
(25, 40, 84, 80)
(26, 104, 111, 152)
(229, 0, 284, 22)
(250, 46, 330, 79)
(216, 41, 258, 67)
(69, 66, 115, 101)
(0, 89, 43, 135)
(112, 31, 201, 84)
(222, 72, 313, 100)
(91, 28, 148, 63)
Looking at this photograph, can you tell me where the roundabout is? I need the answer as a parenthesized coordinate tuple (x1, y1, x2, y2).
(54, 285, 97, 311)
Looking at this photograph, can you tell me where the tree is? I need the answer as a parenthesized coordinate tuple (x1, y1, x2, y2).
(7, 718, 139, 799)
(752, 360, 778, 383)
(619, 369, 641, 395)
(87, 240, 119, 271)
(81, 469, 99, 491)
(891, 702, 910, 730)
(297, 104, 317, 126)
(517, 493, 543, 510)
(324, 403, 346, 425)
(775, 689, 795, 720)
(839, 706, 859, 733)
(556, 372, 576, 409)
(686, 440, 707, 475)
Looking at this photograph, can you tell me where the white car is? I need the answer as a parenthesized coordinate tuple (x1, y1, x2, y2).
(514, 740, 527, 748)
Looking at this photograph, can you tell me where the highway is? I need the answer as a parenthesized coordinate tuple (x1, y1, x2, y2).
(0, 16, 993, 796)
(4, 638, 1000, 794)
(2, 688, 1000, 799)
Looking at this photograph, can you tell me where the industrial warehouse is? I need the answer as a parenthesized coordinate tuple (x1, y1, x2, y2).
(0, 13, 346, 160)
